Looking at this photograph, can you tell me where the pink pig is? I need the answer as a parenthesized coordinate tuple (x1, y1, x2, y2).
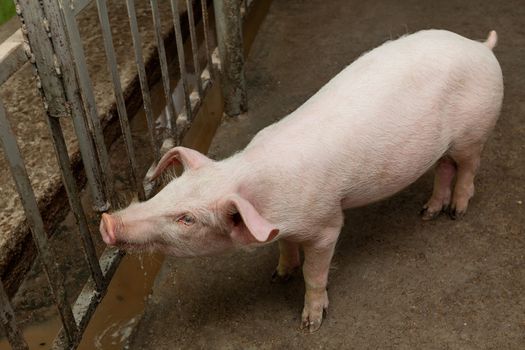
(100, 30, 503, 332)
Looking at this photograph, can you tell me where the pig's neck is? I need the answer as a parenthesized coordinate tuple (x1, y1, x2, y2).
(212, 151, 269, 202)
(216, 151, 269, 198)
(215, 148, 302, 240)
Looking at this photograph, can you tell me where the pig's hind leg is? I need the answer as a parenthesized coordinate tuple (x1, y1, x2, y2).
(448, 145, 483, 219)
(420, 156, 456, 220)
(272, 239, 301, 283)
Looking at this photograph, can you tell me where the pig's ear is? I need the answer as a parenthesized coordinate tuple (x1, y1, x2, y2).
(222, 194, 279, 244)
(149, 146, 212, 180)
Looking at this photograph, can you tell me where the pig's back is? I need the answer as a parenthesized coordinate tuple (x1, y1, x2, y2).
(246, 30, 503, 208)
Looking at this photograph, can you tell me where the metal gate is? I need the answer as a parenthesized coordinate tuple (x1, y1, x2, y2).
(0, 0, 249, 348)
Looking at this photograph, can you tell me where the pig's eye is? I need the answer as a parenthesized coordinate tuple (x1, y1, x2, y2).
(176, 214, 195, 226)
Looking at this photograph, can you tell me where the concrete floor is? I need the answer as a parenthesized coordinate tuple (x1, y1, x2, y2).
(130, 0, 525, 348)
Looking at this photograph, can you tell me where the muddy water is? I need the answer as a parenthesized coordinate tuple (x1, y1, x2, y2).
(80, 255, 164, 350)
(0, 255, 163, 350)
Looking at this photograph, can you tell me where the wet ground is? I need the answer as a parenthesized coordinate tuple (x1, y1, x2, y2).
(129, 0, 525, 349)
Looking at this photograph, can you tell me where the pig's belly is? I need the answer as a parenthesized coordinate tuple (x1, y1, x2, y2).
(340, 173, 423, 209)
(339, 149, 441, 210)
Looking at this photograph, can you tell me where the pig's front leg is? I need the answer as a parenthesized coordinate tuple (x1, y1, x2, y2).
(272, 239, 301, 283)
(300, 222, 341, 333)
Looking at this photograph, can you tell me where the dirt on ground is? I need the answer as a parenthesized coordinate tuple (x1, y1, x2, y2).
(129, 0, 525, 349)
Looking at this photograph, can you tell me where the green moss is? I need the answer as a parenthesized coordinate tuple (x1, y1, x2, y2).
(0, 0, 16, 26)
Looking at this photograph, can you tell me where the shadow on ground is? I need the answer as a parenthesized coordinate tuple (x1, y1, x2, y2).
(130, 0, 525, 348)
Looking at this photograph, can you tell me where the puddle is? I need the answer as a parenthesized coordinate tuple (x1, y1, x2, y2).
(81, 253, 163, 350)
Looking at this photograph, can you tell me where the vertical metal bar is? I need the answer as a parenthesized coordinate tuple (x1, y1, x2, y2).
(0, 280, 28, 350)
(0, 100, 78, 343)
(52, 247, 124, 349)
(56, 0, 115, 210)
(17, 0, 105, 293)
(15, 0, 108, 211)
(149, 0, 178, 140)
(47, 117, 106, 290)
(170, 0, 193, 123)
(36, 0, 107, 291)
(94, 0, 145, 201)
(125, 0, 160, 163)
(46, 7, 107, 213)
(213, 0, 247, 116)
(201, 0, 214, 77)
(186, 0, 203, 97)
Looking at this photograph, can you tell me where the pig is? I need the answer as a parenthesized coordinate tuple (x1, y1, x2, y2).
(100, 29, 503, 332)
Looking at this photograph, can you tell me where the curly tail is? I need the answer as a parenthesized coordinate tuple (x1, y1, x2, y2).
(484, 30, 498, 50)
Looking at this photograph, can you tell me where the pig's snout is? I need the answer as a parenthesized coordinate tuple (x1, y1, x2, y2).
(100, 213, 119, 245)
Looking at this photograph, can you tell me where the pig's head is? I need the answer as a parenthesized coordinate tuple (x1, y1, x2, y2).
(99, 147, 279, 256)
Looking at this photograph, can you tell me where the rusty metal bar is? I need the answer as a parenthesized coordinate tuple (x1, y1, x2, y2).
(47, 117, 106, 290)
(170, 0, 193, 126)
(15, 0, 109, 213)
(201, 0, 214, 78)
(13, 3, 64, 119)
(0, 99, 78, 343)
(95, 0, 145, 201)
(17, 0, 105, 294)
(213, 0, 247, 116)
(57, 0, 115, 211)
(149, 0, 178, 140)
(143, 62, 214, 195)
(186, 0, 203, 98)
(125, 0, 160, 163)
(36, 0, 106, 292)
(0, 0, 94, 86)
(0, 280, 28, 350)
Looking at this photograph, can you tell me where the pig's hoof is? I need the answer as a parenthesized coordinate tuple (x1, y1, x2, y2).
(271, 270, 293, 284)
(300, 308, 326, 333)
(419, 207, 441, 221)
(300, 290, 328, 333)
(448, 207, 466, 220)
(272, 266, 299, 283)
(420, 202, 451, 220)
